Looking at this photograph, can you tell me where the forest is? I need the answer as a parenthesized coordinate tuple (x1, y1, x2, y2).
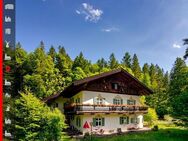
(4, 40, 188, 140)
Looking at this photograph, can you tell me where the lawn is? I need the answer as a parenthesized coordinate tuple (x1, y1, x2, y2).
(80, 121, 188, 141)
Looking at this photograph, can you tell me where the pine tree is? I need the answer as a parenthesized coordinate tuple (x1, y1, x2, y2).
(131, 54, 141, 79)
(97, 58, 108, 71)
(48, 46, 56, 63)
(56, 46, 72, 77)
(142, 63, 149, 74)
(108, 53, 119, 69)
(72, 52, 91, 74)
(121, 52, 131, 68)
(168, 57, 188, 123)
(183, 38, 188, 60)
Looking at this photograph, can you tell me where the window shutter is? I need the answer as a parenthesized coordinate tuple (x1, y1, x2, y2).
(102, 118, 105, 126)
(127, 117, 129, 124)
(79, 118, 81, 127)
(93, 118, 96, 127)
(127, 100, 130, 105)
(120, 117, 122, 124)
(121, 99, 123, 105)
(113, 99, 115, 104)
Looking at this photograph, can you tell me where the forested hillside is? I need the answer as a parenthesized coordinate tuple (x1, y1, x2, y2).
(15, 41, 188, 119)
(11, 41, 187, 140)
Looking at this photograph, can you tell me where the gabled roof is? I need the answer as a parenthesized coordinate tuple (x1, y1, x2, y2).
(44, 68, 153, 102)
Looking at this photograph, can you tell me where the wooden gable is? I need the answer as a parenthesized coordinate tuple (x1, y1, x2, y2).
(61, 68, 153, 98)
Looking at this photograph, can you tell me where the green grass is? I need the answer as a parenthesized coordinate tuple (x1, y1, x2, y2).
(80, 121, 188, 141)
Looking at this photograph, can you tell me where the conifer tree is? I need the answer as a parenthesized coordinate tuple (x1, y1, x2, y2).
(131, 54, 141, 80)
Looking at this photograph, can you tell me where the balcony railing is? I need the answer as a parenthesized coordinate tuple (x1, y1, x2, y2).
(64, 103, 148, 114)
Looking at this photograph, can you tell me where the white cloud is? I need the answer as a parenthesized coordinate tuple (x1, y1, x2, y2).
(76, 3, 103, 23)
(172, 43, 181, 49)
(101, 27, 119, 32)
(76, 10, 81, 14)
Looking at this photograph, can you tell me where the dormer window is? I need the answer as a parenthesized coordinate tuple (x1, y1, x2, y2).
(112, 83, 118, 90)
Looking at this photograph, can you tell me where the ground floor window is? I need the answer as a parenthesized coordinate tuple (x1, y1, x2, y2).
(76, 117, 81, 127)
(120, 117, 129, 124)
(93, 117, 105, 127)
(130, 117, 137, 124)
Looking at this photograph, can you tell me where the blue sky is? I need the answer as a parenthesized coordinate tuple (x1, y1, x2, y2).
(16, 0, 188, 71)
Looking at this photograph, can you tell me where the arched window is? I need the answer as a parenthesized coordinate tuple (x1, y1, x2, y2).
(127, 97, 136, 105)
(94, 94, 105, 105)
(113, 95, 123, 105)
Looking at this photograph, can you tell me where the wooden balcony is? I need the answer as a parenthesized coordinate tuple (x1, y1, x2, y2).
(64, 103, 148, 115)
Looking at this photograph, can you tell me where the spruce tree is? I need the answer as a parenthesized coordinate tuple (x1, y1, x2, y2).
(131, 54, 141, 79)
(121, 52, 131, 68)
(108, 53, 119, 69)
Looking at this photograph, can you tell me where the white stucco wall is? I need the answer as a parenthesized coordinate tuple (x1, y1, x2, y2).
(52, 90, 145, 134)
(80, 114, 143, 134)
(82, 91, 141, 105)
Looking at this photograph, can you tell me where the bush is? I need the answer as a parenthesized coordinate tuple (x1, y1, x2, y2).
(164, 115, 173, 122)
(152, 125, 158, 131)
(14, 90, 68, 141)
(144, 108, 158, 126)
(83, 132, 91, 140)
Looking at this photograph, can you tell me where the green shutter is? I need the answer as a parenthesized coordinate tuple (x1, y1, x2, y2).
(127, 117, 129, 124)
(79, 118, 81, 127)
(113, 99, 115, 104)
(127, 100, 130, 105)
(93, 118, 96, 127)
(120, 117, 122, 124)
(102, 118, 105, 126)
(121, 99, 123, 104)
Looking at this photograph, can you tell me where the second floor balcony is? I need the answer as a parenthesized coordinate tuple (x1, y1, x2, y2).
(64, 103, 148, 115)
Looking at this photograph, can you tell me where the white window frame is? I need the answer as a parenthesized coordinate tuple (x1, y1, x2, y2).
(95, 118, 102, 126)
(96, 98, 103, 105)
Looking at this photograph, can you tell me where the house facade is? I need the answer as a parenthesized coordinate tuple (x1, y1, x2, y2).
(44, 69, 153, 135)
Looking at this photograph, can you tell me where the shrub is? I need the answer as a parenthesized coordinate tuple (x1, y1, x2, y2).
(152, 125, 158, 131)
(144, 108, 158, 126)
(164, 115, 173, 122)
(14, 90, 68, 141)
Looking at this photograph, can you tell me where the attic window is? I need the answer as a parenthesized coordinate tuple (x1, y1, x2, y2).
(112, 83, 118, 90)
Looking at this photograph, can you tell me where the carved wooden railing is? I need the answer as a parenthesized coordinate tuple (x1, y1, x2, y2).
(64, 103, 148, 114)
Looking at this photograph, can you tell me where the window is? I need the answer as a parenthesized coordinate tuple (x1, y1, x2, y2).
(130, 117, 137, 124)
(113, 98, 123, 105)
(93, 118, 105, 127)
(112, 83, 118, 90)
(127, 99, 136, 105)
(96, 98, 103, 105)
(76, 117, 81, 127)
(120, 117, 129, 124)
(52, 102, 58, 108)
(75, 98, 80, 104)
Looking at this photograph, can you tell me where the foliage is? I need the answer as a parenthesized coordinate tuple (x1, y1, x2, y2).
(144, 108, 158, 126)
(131, 54, 142, 80)
(168, 58, 188, 125)
(14, 41, 188, 126)
(108, 53, 119, 69)
(14, 90, 68, 141)
(121, 52, 131, 68)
